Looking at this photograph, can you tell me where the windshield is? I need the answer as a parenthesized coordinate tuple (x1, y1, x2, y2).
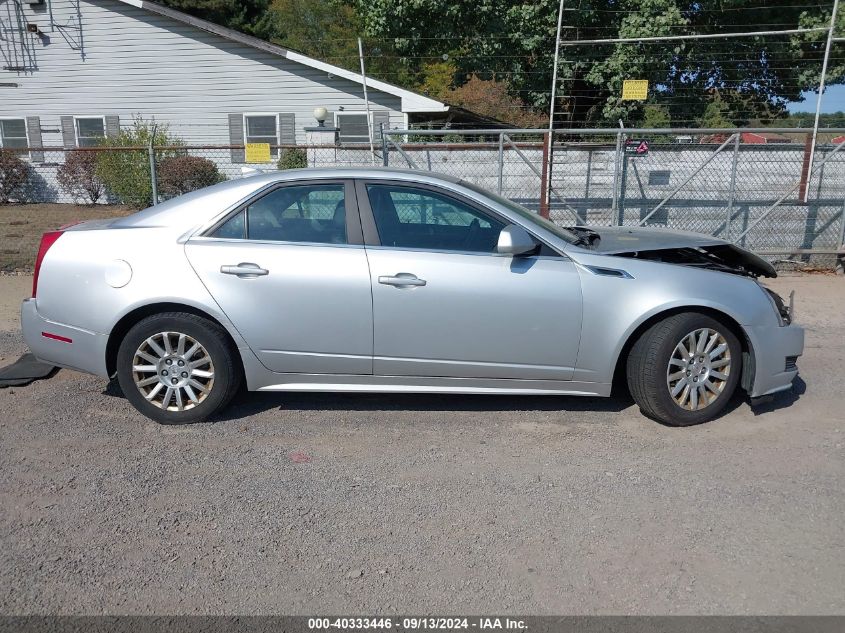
(458, 180, 580, 244)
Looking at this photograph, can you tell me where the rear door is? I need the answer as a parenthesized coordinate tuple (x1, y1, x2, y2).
(185, 179, 374, 375)
(358, 180, 582, 381)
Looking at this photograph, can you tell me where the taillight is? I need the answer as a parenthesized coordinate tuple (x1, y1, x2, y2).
(32, 231, 64, 298)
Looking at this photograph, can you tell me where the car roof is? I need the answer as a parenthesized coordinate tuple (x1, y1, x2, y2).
(109, 168, 463, 231)
(244, 167, 462, 185)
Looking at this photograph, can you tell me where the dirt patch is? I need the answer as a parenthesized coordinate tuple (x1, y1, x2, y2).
(0, 204, 135, 272)
(0, 275, 31, 332)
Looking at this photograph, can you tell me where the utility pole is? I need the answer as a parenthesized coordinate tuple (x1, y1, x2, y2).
(358, 37, 376, 165)
(545, 0, 566, 216)
(805, 0, 840, 201)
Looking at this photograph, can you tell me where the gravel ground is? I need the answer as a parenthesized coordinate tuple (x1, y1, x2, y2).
(0, 274, 843, 615)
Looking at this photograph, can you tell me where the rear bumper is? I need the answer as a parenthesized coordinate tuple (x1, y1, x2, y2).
(21, 299, 109, 377)
(746, 322, 804, 397)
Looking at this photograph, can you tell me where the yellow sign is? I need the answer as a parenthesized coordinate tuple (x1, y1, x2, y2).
(245, 142, 271, 163)
(622, 80, 649, 101)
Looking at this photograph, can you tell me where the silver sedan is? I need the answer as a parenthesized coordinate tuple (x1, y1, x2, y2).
(21, 168, 803, 426)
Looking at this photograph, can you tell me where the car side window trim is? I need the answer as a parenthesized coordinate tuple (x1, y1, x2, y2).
(353, 179, 562, 257)
(200, 179, 364, 246)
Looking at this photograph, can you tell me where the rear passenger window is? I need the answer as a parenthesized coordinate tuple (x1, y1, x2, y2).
(212, 184, 347, 244)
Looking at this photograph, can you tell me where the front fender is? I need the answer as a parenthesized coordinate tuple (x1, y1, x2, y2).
(569, 254, 777, 385)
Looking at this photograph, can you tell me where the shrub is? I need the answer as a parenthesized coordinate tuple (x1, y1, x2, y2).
(0, 150, 31, 203)
(158, 155, 224, 198)
(95, 116, 182, 208)
(57, 151, 105, 204)
(277, 148, 307, 170)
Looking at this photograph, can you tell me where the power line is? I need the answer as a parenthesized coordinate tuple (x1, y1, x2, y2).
(557, 26, 830, 46)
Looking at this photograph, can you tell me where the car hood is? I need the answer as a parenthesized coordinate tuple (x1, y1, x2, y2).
(578, 226, 726, 252)
(570, 226, 777, 278)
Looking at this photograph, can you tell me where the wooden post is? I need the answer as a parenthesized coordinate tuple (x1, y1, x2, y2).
(798, 133, 813, 203)
(540, 131, 551, 218)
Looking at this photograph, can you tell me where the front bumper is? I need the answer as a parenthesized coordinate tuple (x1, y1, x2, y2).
(21, 299, 109, 377)
(745, 322, 804, 397)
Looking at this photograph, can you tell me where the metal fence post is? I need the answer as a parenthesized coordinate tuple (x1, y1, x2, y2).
(148, 137, 158, 206)
(839, 194, 845, 250)
(380, 123, 388, 167)
(539, 131, 551, 218)
(611, 131, 623, 225)
(618, 152, 628, 226)
(497, 132, 504, 195)
(724, 132, 740, 240)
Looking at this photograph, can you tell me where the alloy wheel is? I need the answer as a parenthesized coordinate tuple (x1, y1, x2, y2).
(131, 331, 215, 411)
(666, 328, 732, 411)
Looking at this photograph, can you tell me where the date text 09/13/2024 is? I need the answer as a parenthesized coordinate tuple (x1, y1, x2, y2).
(307, 617, 528, 630)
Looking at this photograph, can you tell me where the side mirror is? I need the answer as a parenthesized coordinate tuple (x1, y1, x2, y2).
(496, 224, 537, 256)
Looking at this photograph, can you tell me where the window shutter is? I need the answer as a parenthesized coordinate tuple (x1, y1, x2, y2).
(105, 115, 120, 138)
(228, 113, 245, 163)
(60, 116, 76, 148)
(26, 116, 44, 162)
(372, 111, 390, 142)
(278, 113, 296, 145)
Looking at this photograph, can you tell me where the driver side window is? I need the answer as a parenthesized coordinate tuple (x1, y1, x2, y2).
(366, 184, 505, 253)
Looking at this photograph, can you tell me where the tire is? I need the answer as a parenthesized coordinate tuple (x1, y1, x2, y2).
(116, 312, 242, 424)
(626, 312, 742, 426)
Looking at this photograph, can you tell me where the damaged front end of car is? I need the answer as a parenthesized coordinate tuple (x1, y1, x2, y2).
(567, 226, 794, 324)
(612, 243, 776, 279)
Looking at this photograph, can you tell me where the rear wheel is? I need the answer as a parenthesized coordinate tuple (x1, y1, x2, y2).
(116, 312, 241, 424)
(626, 312, 742, 426)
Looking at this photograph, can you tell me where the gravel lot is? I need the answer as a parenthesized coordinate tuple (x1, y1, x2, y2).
(0, 273, 843, 615)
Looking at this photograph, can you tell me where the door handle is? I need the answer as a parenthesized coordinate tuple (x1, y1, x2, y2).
(378, 273, 426, 287)
(220, 262, 269, 278)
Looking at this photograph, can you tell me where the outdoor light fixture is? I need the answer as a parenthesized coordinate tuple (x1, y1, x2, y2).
(313, 107, 327, 127)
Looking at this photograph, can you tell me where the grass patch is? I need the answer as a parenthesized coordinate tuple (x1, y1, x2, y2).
(0, 204, 135, 272)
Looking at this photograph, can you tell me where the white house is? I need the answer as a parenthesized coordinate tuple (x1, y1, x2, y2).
(0, 0, 459, 166)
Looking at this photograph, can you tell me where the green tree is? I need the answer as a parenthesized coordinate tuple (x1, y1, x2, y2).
(158, 0, 276, 39)
(698, 94, 736, 128)
(96, 117, 182, 208)
(257, 0, 412, 86)
(641, 104, 671, 128)
(418, 61, 457, 101)
(354, 0, 844, 126)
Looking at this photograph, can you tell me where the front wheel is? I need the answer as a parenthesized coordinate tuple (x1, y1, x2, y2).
(116, 312, 241, 424)
(626, 312, 742, 426)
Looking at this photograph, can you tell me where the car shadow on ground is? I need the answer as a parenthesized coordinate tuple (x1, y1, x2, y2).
(224, 390, 636, 419)
(102, 377, 635, 419)
(747, 375, 806, 416)
(101, 375, 804, 425)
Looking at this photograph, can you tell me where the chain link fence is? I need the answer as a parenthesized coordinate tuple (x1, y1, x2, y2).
(380, 128, 845, 267)
(2, 127, 844, 269)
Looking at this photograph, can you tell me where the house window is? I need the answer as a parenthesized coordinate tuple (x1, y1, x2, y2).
(244, 114, 279, 157)
(337, 113, 370, 144)
(0, 118, 28, 153)
(75, 117, 105, 147)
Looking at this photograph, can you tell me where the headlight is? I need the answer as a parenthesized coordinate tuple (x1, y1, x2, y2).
(759, 284, 792, 326)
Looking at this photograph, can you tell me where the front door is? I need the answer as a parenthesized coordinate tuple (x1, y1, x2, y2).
(359, 181, 582, 381)
(185, 180, 373, 375)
